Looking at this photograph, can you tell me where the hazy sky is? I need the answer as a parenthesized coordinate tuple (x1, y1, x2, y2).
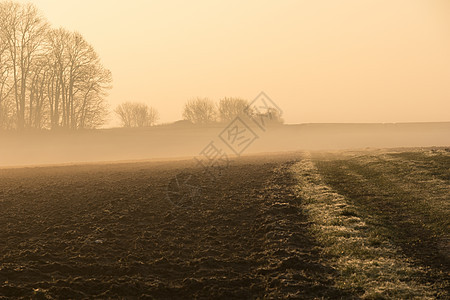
(17, 0, 450, 124)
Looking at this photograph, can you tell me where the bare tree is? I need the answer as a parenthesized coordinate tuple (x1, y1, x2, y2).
(28, 54, 50, 128)
(144, 106, 159, 127)
(115, 102, 159, 128)
(0, 3, 111, 131)
(45, 28, 69, 129)
(218, 97, 251, 122)
(182, 98, 217, 125)
(0, 21, 13, 129)
(45, 28, 111, 129)
(0, 2, 49, 129)
(77, 64, 111, 129)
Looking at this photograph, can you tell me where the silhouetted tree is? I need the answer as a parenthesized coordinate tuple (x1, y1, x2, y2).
(45, 28, 111, 129)
(182, 98, 216, 125)
(115, 102, 159, 128)
(0, 29, 13, 129)
(0, 2, 49, 129)
(218, 97, 250, 123)
(0, 2, 111, 130)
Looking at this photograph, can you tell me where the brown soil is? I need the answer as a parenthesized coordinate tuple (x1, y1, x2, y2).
(0, 153, 351, 299)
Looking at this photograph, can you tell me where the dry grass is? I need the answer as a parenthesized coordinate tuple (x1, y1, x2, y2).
(291, 153, 443, 299)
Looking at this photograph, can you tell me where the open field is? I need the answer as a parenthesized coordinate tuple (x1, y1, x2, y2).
(0, 149, 449, 299)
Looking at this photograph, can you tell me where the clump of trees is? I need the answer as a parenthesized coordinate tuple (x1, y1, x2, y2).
(182, 98, 216, 125)
(115, 102, 159, 128)
(218, 98, 250, 122)
(0, 1, 111, 130)
(182, 97, 284, 125)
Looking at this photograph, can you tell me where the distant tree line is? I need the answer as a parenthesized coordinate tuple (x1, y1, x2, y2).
(114, 98, 283, 128)
(182, 97, 283, 125)
(0, 1, 111, 130)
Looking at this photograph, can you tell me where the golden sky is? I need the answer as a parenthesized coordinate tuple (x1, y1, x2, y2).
(17, 0, 450, 124)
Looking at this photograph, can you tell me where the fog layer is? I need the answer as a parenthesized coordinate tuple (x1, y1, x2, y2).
(1, 122, 449, 167)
